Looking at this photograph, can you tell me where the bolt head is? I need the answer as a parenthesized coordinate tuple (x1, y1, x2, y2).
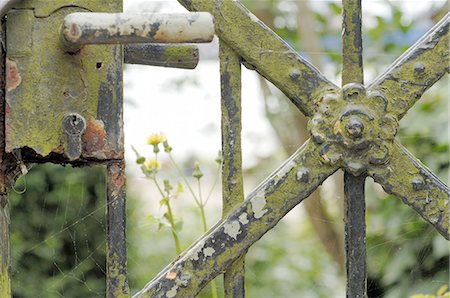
(296, 167, 309, 183)
(346, 117, 364, 139)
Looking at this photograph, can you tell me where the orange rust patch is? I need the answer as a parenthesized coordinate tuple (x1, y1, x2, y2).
(6, 59, 22, 91)
(165, 271, 177, 280)
(82, 119, 107, 154)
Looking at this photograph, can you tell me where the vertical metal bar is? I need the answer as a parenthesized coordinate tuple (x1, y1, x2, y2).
(342, 1, 367, 297)
(342, 0, 364, 85)
(219, 40, 245, 298)
(343, 173, 366, 297)
(0, 20, 11, 298)
(106, 161, 130, 298)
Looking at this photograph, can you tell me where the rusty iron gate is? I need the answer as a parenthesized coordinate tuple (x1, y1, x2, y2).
(0, 0, 449, 297)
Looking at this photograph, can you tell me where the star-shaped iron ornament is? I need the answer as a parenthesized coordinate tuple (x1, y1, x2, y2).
(134, 1, 449, 297)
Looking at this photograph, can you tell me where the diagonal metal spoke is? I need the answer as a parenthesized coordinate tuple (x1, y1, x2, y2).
(368, 13, 449, 121)
(133, 140, 338, 297)
(177, 0, 338, 117)
(368, 140, 450, 240)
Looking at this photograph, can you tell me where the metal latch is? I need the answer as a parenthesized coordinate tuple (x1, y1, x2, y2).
(5, 1, 214, 162)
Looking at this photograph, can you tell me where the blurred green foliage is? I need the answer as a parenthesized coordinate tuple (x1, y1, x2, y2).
(10, 164, 107, 297)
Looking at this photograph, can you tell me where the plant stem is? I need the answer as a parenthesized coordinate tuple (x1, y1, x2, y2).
(205, 164, 221, 205)
(200, 205, 219, 298)
(168, 154, 201, 206)
(165, 199, 182, 255)
(153, 177, 181, 255)
(169, 153, 218, 298)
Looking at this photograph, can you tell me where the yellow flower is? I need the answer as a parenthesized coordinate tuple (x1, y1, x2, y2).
(145, 158, 161, 170)
(147, 133, 166, 146)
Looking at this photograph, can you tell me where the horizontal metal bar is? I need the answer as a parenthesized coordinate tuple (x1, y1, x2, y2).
(133, 140, 338, 297)
(62, 12, 214, 52)
(368, 140, 450, 240)
(124, 44, 199, 69)
(177, 0, 338, 117)
(368, 13, 449, 121)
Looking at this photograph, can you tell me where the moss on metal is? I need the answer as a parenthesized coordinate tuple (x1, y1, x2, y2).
(0, 201, 11, 298)
(177, 0, 338, 117)
(107, 251, 130, 298)
(368, 13, 449, 121)
(219, 41, 246, 297)
(341, 0, 363, 85)
(308, 83, 398, 175)
(368, 141, 450, 240)
(124, 44, 199, 69)
(5, 1, 123, 161)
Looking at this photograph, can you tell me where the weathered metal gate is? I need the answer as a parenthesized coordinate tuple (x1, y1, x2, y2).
(0, 0, 448, 297)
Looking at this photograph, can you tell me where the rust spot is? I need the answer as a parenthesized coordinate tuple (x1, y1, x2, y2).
(165, 271, 177, 280)
(82, 119, 107, 155)
(6, 59, 22, 91)
(333, 120, 342, 135)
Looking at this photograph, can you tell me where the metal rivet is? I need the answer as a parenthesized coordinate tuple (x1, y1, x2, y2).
(346, 117, 364, 139)
(411, 177, 425, 191)
(296, 167, 309, 183)
(290, 70, 301, 81)
(414, 63, 425, 74)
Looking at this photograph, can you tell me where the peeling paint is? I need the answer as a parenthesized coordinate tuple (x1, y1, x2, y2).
(203, 247, 215, 259)
(165, 271, 177, 280)
(223, 220, 241, 240)
(166, 286, 177, 298)
(62, 12, 214, 50)
(251, 193, 268, 219)
(238, 213, 248, 225)
(190, 240, 206, 261)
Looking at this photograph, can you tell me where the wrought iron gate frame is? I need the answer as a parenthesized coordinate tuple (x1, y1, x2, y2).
(0, 0, 448, 297)
(133, 1, 449, 297)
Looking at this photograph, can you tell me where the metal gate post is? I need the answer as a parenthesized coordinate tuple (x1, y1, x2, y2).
(342, 1, 367, 297)
(2, 1, 214, 297)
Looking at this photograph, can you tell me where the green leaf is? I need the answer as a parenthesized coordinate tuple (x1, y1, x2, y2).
(174, 220, 184, 233)
(159, 198, 169, 207)
(176, 182, 184, 195)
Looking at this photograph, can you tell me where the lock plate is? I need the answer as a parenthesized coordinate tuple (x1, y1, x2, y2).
(5, 0, 123, 162)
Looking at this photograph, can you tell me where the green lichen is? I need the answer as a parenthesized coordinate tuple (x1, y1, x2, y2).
(107, 252, 130, 298)
(177, 0, 338, 117)
(368, 141, 450, 239)
(341, 0, 363, 85)
(6, 1, 121, 158)
(369, 15, 449, 121)
(0, 207, 11, 298)
(219, 41, 246, 297)
(163, 45, 198, 68)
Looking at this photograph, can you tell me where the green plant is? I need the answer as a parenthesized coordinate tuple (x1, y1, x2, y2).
(133, 133, 221, 298)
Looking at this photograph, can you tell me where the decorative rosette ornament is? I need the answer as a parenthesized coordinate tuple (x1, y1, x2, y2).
(308, 83, 399, 175)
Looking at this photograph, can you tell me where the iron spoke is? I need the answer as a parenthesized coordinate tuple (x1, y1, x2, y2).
(133, 140, 338, 297)
(368, 13, 449, 121)
(177, 0, 338, 117)
(368, 140, 450, 240)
